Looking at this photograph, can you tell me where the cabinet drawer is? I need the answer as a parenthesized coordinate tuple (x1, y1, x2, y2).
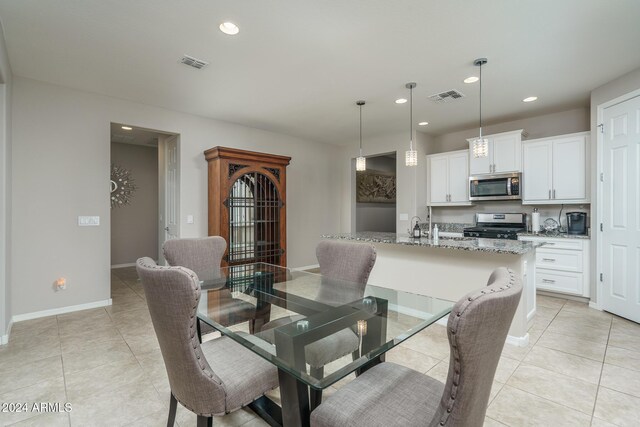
(536, 249, 582, 272)
(536, 270, 583, 295)
(538, 240, 583, 251)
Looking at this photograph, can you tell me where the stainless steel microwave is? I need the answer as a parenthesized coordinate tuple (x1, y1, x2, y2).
(469, 172, 521, 201)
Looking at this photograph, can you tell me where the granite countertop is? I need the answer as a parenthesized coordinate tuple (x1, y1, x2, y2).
(322, 232, 544, 255)
(517, 232, 590, 240)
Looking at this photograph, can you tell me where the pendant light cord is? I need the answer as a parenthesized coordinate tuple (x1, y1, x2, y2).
(359, 103, 363, 156)
(479, 62, 483, 138)
(409, 85, 414, 151)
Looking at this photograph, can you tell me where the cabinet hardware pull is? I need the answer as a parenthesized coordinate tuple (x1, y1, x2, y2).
(548, 189, 551, 199)
(553, 189, 556, 199)
(542, 258, 556, 262)
(542, 279, 556, 283)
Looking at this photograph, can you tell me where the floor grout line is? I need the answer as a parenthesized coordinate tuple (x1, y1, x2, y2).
(589, 317, 613, 426)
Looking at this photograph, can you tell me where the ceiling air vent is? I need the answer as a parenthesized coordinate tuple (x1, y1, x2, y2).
(428, 89, 465, 103)
(180, 55, 209, 69)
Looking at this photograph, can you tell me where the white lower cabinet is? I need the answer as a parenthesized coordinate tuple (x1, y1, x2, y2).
(518, 235, 590, 298)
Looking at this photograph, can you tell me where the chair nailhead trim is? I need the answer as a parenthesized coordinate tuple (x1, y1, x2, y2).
(438, 268, 518, 426)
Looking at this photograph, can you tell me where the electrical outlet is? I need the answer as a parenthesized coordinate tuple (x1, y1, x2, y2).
(187, 215, 194, 224)
(399, 213, 409, 221)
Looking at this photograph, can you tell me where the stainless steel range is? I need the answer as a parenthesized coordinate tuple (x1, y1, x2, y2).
(463, 213, 527, 240)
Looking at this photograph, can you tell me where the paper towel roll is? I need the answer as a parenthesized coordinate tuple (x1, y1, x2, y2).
(532, 212, 540, 233)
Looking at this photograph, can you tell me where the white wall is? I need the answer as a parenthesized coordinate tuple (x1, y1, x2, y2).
(356, 156, 396, 232)
(0, 21, 13, 342)
(11, 76, 342, 317)
(590, 66, 640, 303)
(340, 131, 433, 235)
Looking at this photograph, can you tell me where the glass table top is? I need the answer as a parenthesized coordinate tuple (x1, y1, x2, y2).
(197, 263, 454, 389)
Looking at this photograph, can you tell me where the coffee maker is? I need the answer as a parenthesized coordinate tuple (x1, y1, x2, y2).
(566, 212, 588, 235)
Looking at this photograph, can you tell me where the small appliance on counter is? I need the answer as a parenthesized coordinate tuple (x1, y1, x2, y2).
(463, 213, 527, 240)
(566, 212, 588, 235)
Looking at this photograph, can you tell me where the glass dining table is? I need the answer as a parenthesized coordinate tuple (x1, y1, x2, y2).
(197, 263, 454, 427)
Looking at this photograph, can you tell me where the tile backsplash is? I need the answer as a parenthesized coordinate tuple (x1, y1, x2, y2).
(429, 201, 590, 232)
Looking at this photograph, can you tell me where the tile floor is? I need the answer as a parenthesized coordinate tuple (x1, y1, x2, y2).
(0, 267, 639, 426)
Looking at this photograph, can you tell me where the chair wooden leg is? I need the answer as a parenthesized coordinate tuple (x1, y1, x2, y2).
(167, 393, 177, 427)
(309, 366, 324, 411)
(196, 415, 212, 427)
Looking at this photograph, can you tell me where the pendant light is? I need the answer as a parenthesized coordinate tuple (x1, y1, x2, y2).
(472, 58, 489, 158)
(355, 100, 366, 171)
(405, 82, 418, 166)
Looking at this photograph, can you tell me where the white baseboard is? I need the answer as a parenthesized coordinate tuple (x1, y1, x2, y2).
(11, 299, 113, 323)
(111, 263, 137, 269)
(506, 333, 529, 348)
(588, 301, 602, 311)
(1, 319, 13, 345)
(291, 264, 320, 272)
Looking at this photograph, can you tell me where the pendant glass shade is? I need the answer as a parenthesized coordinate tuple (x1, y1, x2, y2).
(405, 82, 417, 166)
(405, 149, 418, 166)
(472, 137, 489, 158)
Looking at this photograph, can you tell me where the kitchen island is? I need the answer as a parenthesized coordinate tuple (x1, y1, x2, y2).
(322, 232, 543, 346)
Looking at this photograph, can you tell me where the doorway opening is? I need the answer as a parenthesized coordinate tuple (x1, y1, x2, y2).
(109, 123, 179, 280)
(355, 152, 397, 233)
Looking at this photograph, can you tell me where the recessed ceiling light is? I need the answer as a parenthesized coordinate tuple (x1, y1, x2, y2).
(121, 126, 133, 130)
(463, 76, 479, 84)
(418, 122, 429, 126)
(395, 98, 407, 104)
(523, 96, 538, 103)
(219, 22, 239, 35)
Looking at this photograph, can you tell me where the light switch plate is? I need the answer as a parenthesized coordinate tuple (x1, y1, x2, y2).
(78, 216, 100, 226)
(186, 214, 194, 224)
(399, 213, 409, 221)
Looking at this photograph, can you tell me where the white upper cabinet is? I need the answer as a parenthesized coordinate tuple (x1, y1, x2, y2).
(468, 129, 523, 175)
(522, 132, 589, 204)
(427, 150, 472, 206)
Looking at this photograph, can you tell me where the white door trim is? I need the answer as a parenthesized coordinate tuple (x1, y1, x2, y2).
(595, 87, 640, 311)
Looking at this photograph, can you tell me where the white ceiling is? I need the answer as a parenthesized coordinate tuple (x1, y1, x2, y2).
(1, 0, 639, 145)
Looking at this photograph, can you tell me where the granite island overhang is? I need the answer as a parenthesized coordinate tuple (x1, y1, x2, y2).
(322, 232, 544, 346)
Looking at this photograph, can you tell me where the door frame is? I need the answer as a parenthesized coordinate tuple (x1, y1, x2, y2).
(158, 134, 180, 264)
(595, 87, 640, 311)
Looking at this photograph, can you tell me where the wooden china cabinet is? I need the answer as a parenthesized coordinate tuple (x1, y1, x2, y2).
(204, 146, 291, 268)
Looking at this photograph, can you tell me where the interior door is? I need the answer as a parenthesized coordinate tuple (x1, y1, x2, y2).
(601, 95, 640, 322)
(164, 135, 179, 242)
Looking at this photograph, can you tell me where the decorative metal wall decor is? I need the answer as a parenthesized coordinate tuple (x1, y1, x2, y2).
(356, 169, 396, 203)
(110, 163, 137, 208)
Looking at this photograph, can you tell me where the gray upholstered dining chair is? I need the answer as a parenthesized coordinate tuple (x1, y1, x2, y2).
(136, 257, 279, 427)
(163, 237, 255, 338)
(258, 240, 377, 407)
(310, 267, 523, 427)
